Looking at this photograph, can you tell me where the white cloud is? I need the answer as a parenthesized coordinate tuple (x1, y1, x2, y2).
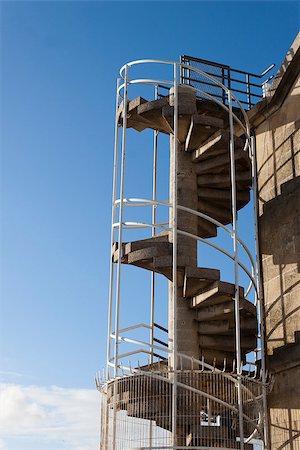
(0, 383, 100, 450)
(0, 371, 23, 379)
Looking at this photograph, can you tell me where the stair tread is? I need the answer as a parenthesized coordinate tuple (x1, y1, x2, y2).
(198, 199, 232, 224)
(195, 302, 256, 324)
(184, 267, 220, 297)
(198, 187, 250, 206)
(197, 217, 218, 238)
(193, 149, 250, 176)
(197, 170, 251, 189)
(198, 317, 257, 335)
(192, 129, 244, 161)
(199, 334, 257, 350)
(185, 114, 225, 151)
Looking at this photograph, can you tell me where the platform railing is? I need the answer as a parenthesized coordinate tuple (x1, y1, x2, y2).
(99, 350, 265, 449)
(180, 55, 275, 109)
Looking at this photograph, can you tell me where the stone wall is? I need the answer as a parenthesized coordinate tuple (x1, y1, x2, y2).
(254, 33, 300, 449)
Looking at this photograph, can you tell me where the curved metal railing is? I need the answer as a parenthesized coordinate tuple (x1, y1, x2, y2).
(113, 198, 257, 300)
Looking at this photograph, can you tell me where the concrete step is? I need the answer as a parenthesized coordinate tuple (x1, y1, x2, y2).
(191, 281, 245, 309)
(112, 236, 174, 280)
(185, 114, 224, 151)
(198, 195, 250, 216)
(124, 96, 170, 134)
(198, 217, 218, 238)
(198, 199, 232, 224)
(192, 129, 244, 161)
(198, 348, 238, 368)
(197, 317, 257, 335)
(197, 170, 251, 189)
(198, 187, 250, 210)
(199, 334, 257, 352)
(118, 96, 156, 132)
(195, 298, 256, 321)
(193, 148, 250, 175)
(113, 238, 219, 284)
(183, 266, 220, 297)
(112, 234, 170, 263)
(127, 244, 171, 265)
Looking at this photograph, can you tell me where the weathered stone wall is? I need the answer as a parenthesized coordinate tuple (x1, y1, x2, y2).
(267, 366, 300, 449)
(255, 35, 300, 449)
(256, 73, 300, 354)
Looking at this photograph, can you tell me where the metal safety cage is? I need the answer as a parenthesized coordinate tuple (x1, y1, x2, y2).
(100, 59, 270, 450)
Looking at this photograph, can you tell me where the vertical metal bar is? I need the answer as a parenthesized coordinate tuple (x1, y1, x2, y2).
(228, 89, 244, 449)
(246, 74, 251, 110)
(150, 85, 159, 366)
(251, 134, 269, 450)
(172, 62, 179, 450)
(107, 77, 121, 450)
(227, 67, 231, 92)
(149, 84, 159, 450)
(180, 57, 184, 84)
(222, 67, 226, 105)
(186, 60, 191, 86)
(114, 65, 129, 378)
(106, 78, 121, 381)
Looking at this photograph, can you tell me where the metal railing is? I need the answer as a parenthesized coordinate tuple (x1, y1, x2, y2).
(99, 352, 266, 450)
(180, 55, 275, 109)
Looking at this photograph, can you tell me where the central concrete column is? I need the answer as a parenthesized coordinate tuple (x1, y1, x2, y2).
(169, 134, 199, 369)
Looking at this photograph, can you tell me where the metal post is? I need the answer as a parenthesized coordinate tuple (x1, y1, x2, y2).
(106, 78, 121, 381)
(106, 77, 121, 450)
(149, 85, 158, 450)
(251, 134, 269, 450)
(246, 74, 251, 109)
(114, 65, 129, 378)
(171, 62, 178, 450)
(228, 89, 244, 449)
(227, 67, 231, 92)
(112, 66, 129, 450)
(222, 67, 226, 105)
(150, 85, 159, 366)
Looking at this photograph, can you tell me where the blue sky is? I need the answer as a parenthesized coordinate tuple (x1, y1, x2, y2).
(1, 1, 299, 449)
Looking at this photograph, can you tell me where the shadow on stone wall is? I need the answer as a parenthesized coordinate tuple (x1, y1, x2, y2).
(257, 97, 300, 351)
(260, 176, 300, 267)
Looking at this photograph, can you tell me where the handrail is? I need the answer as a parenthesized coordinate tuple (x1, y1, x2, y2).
(118, 59, 251, 135)
(114, 197, 170, 207)
(113, 221, 169, 229)
(181, 54, 275, 79)
(110, 333, 265, 385)
(112, 198, 257, 300)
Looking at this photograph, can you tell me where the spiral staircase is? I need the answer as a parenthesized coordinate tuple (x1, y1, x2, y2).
(100, 62, 265, 450)
(114, 88, 257, 368)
